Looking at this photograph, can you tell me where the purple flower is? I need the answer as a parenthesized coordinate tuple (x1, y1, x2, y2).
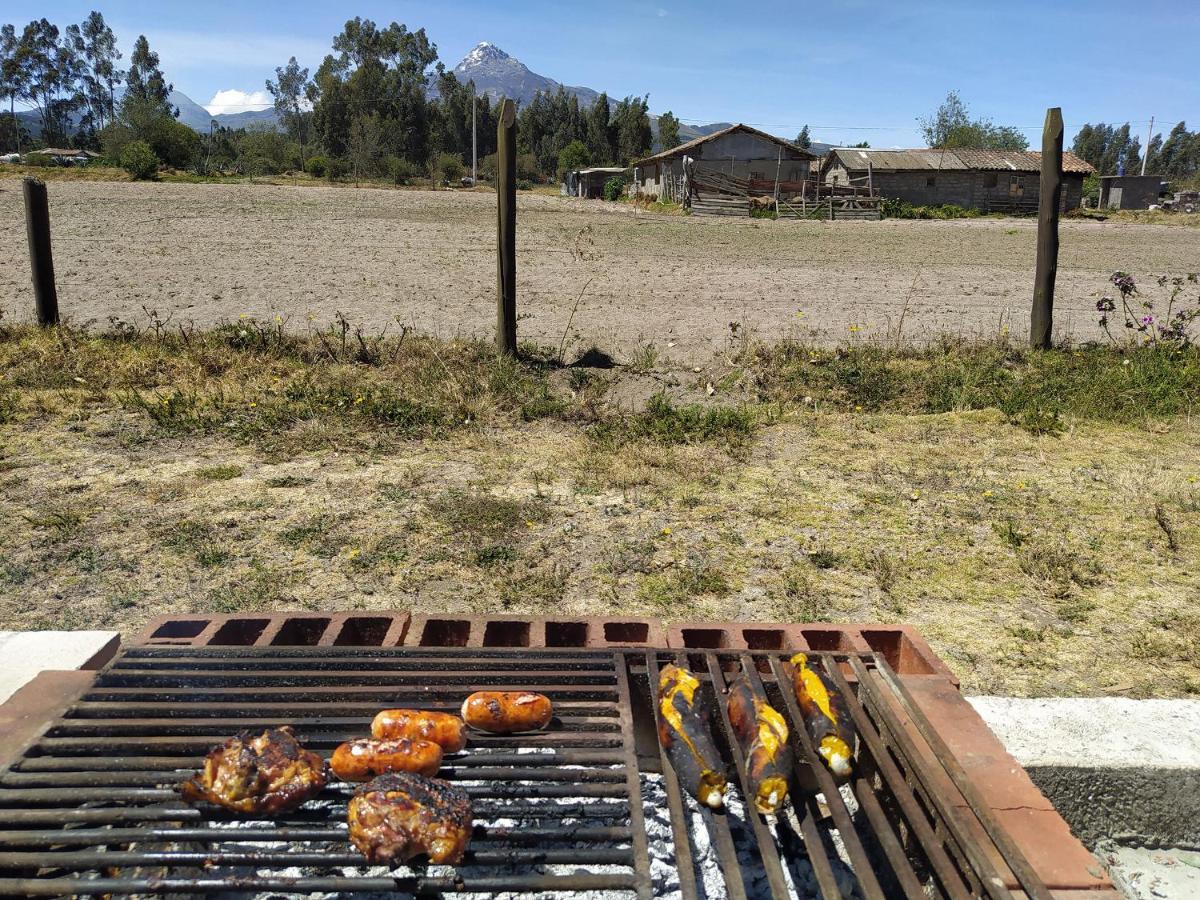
(1110, 271, 1137, 298)
(1140, 315, 1155, 326)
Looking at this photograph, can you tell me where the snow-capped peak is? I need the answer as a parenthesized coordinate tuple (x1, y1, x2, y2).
(459, 42, 511, 68)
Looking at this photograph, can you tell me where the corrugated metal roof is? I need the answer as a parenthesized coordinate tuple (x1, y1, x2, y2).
(826, 147, 1095, 175)
(577, 167, 629, 175)
(632, 123, 818, 168)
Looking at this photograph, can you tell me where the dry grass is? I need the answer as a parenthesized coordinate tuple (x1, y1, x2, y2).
(2, 323, 1198, 698)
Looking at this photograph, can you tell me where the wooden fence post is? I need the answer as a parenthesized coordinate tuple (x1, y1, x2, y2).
(1030, 107, 1063, 350)
(496, 98, 517, 356)
(23, 177, 59, 326)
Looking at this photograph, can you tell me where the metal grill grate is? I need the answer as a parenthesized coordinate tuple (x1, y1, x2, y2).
(0, 646, 1051, 898)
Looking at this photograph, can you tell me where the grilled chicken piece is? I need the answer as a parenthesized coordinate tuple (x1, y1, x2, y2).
(347, 772, 473, 865)
(726, 675, 792, 815)
(657, 664, 727, 809)
(790, 653, 858, 778)
(181, 726, 327, 814)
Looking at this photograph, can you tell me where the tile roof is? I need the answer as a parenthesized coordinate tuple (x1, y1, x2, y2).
(827, 147, 1094, 175)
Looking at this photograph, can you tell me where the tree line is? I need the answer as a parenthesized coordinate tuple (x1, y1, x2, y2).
(1, 11, 656, 184)
(1071, 121, 1199, 185)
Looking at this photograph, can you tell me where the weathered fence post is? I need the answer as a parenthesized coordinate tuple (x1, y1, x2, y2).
(496, 98, 517, 356)
(1030, 107, 1063, 350)
(23, 176, 59, 326)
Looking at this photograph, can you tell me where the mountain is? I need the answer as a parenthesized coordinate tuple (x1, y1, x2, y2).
(14, 90, 281, 139)
(450, 42, 599, 108)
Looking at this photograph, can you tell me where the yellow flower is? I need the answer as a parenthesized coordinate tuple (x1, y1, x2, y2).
(849, 324, 860, 333)
(854, 405, 862, 412)
(525, 520, 536, 529)
(249, 401, 257, 408)
(354, 395, 364, 405)
(1017, 481, 1027, 490)
(661, 526, 672, 536)
(909, 490, 920, 501)
(346, 547, 361, 561)
(982, 490, 994, 498)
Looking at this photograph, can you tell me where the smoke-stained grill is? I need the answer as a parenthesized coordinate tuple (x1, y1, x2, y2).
(0, 646, 1050, 898)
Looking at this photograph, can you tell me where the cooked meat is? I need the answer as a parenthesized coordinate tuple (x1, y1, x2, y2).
(180, 726, 327, 814)
(657, 664, 727, 809)
(461, 691, 552, 734)
(371, 709, 468, 753)
(726, 675, 792, 815)
(331, 738, 443, 781)
(790, 653, 858, 778)
(347, 772, 473, 865)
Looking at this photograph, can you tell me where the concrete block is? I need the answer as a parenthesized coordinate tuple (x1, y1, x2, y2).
(969, 697, 1200, 847)
(0, 630, 119, 705)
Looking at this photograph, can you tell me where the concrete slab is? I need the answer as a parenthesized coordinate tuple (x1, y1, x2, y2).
(1096, 843, 1200, 900)
(0, 630, 119, 705)
(969, 697, 1200, 846)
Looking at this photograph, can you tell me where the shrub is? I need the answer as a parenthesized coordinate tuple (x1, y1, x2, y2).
(386, 156, 420, 185)
(21, 152, 55, 168)
(326, 157, 348, 179)
(304, 155, 329, 178)
(517, 179, 534, 191)
(120, 140, 159, 180)
(880, 198, 980, 219)
(557, 139, 591, 181)
(436, 152, 465, 185)
(602, 175, 628, 202)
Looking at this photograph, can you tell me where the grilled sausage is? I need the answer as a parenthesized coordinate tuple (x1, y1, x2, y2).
(331, 738, 444, 781)
(726, 676, 792, 815)
(790, 653, 857, 778)
(657, 664, 727, 809)
(371, 710, 468, 753)
(461, 691, 553, 734)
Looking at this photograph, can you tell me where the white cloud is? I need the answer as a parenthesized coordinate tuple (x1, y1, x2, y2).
(205, 89, 272, 115)
(656, 7, 669, 16)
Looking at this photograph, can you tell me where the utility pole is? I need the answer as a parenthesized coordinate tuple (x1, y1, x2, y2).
(496, 98, 517, 356)
(471, 81, 478, 186)
(1140, 116, 1154, 176)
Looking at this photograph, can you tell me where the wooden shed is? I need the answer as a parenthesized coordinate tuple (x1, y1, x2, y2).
(631, 124, 817, 204)
(820, 148, 1095, 213)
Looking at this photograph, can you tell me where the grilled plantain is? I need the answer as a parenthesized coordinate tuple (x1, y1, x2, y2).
(657, 664, 727, 809)
(726, 675, 792, 814)
(790, 653, 857, 777)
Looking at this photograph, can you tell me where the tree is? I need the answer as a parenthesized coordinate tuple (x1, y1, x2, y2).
(119, 139, 157, 179)
(347, 112, 382, 185)
(18, 18, 82, 146)
(918, 91, 1028, 151)
(658, 111, 681, 151)
(124, 35, 172, 115)
(612, 95, 651, 165)
(266, 57, 310, 160)
(557, 138, 590, 180)
(586, 92, 615, 164)
(0, 23, 26, 151)
(77, 11, 122, 133)
(794, 124, 811, 150)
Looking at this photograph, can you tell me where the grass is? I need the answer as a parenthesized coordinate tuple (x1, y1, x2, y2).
(2, 320, 1199, 696)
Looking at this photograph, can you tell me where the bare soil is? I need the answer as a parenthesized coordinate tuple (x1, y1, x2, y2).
(2, 180, 1196, 359)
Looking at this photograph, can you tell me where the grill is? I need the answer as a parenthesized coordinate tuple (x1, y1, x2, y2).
(0, 645, 1051, 898)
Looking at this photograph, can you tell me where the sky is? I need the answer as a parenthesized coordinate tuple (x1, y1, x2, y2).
(7, 1, 1199, 147)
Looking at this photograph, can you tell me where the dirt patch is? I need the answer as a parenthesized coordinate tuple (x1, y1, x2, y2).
(2, 180, 1196, 360)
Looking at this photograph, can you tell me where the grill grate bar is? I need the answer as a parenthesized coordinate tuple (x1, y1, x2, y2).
(0, 825, 633, 847)
(857, 656, 1054, 900)
(0, 847, 637, 867)
(0, 873, 642, 896)
(822, 655, 973, 898)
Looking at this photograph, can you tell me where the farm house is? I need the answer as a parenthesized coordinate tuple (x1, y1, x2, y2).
(631, 124, 818, 204)
(819, 148, 1095, 213)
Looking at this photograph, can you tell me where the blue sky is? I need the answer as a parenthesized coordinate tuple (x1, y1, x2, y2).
(9, 1, 1198, 147)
